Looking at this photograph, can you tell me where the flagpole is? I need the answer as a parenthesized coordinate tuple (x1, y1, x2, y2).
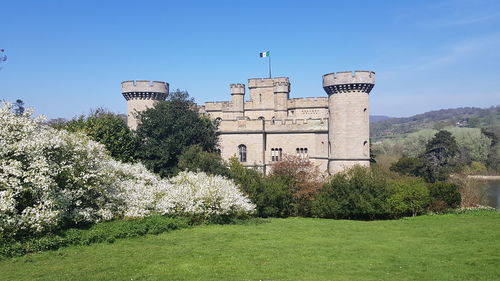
(268, 56, 272, 78)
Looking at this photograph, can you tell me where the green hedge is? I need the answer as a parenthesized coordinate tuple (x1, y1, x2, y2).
(0, 216, 190, 260)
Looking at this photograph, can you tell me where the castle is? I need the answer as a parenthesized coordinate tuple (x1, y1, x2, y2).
(121, 70, 375, 174)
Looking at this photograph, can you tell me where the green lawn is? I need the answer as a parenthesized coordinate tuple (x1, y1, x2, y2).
(1, 213, 499, 281)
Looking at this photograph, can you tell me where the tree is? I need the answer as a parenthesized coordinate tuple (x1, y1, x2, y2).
(135, 90, 218, 177)
(13, 99, 25, 115)
(269, 155, 324, 216)
(420, 130, 460, 182)
(402, 129, 437, 158)
(390, 157, 425, 177)
(445, 127, 491, 165)
(55, 108, 138, 163)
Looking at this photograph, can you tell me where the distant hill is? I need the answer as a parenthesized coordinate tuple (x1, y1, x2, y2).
(371, 106, 500, 139)
(370, 115, 392, 123)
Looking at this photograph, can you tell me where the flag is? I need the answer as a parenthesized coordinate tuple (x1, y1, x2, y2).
(259, 51, 269, 58)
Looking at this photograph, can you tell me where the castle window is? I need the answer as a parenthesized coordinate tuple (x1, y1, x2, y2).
(238, 144, 247, 162)
(363, 141, 368, 146)
(259, 94, 262, 103)
(271, 148, 283, 162)
(296, 147, 308, 159)
(258, 116, 265, 121)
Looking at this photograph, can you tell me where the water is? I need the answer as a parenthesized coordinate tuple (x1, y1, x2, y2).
(485, 180, 500, 209)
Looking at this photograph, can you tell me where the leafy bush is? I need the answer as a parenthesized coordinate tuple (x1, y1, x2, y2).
(0, 216, 190, 260)
(54, 109, 138, 163)
(390, 157, 425, 177)
(269, 155, 324, 217)
(311, 166, 391, 220)
(427, 182, 461, 209)
(177, 145, 230, 177)
(387, 178, 430, 217)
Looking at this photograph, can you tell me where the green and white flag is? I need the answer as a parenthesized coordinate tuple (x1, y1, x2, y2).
(259, 51, 270, 58)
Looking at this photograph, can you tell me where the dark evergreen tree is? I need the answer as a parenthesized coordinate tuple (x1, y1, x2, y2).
(135, 90, 218, 177)
(420, 130, 460, 182)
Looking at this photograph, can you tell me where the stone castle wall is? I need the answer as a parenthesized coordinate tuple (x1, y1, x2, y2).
(122, 71, 375, 175)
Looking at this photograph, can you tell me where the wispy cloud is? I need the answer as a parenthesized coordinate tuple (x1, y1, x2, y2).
(380, 33, 500, 76)
(420, 14, 499, 28)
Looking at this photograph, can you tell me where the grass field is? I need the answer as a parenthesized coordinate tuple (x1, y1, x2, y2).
(1, 212, 499, 281)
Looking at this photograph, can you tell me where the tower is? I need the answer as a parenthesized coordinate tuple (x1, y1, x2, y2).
(322, 71, 375, 174)
(273, 77, 290, 119)
(230, 83, 245, 117)
(121, 80, 169, 130)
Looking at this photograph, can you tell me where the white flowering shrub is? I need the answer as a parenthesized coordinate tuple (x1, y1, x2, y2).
(157, 171, 255, 217)
(0, 103, 254, 238)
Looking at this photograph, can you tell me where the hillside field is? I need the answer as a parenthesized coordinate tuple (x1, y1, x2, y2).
(1, 212, 499, 281)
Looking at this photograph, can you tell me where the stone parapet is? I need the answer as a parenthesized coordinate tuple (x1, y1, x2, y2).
(121, 80, 169, 100)
(217, 118, 328, 133)
(322, 71, 375, 95)
(288, 97, 328, 109)
(230, 84, 245, 95)
(273, 77, 290, 93)
(248, 78, 274, 89)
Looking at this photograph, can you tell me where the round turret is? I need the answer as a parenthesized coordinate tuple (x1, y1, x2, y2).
(323, 71, 375, 174)
(273, 77, 290, 118)
(230, 83, 245, 95)
(121, 80, 169, 130)
(229, 83, 245, 116)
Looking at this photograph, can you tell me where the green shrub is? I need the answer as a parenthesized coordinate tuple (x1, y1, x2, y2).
(387, 178, 430, 217)
(311, 166, 391, 220)
(427, 182, 461, 209)
(177, 145, 230, 177)
(390, 157, 425, 177)
(0, 216, 190, 260)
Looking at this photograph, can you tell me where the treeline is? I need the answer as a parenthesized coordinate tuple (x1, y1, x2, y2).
(371, 106, 500, 139)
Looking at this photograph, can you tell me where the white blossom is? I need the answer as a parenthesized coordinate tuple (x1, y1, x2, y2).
(0, 102, 255, 236)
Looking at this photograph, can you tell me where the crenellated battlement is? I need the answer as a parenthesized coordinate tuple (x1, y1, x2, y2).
(230, 83, 245, 95)
(217, 118, 328, 132)
(121, 80, 169, 93)
(248, 78, 274, 88)
(288, 97, 328, 108)
(121, 80, 169, 101)
(322, 71, 375, 95)
(204, 101, 232, 111)
(273, 77, 290, 93)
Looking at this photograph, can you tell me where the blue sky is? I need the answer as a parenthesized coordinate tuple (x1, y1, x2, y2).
(1, 0, 499, 119)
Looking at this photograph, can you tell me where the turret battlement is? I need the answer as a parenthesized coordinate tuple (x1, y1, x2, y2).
(273, 78, 290, 93)
(230, 84, 245, 95)
(322, 71, 375, 95)
(121, 80, 169, 100)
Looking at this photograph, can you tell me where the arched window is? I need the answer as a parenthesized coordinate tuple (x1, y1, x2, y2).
(214, 117, 222, 126)
(258, 116, 265, 121)
(238, 144, 247, 162)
